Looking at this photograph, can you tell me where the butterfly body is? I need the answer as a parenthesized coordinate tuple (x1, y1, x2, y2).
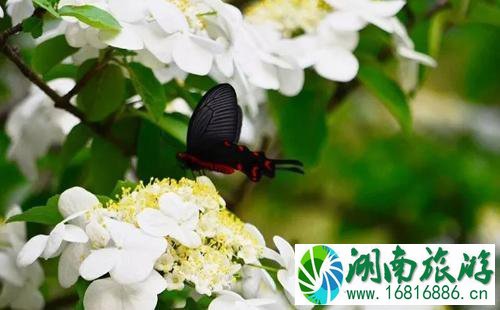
(178, 140, 277, 181)
(177, 83, 303, 182)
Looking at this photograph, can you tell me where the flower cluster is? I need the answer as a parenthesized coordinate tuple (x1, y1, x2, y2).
(1, 0, 434, 111)
(15, 176, 297, 309)
(0, 206, 44, 310)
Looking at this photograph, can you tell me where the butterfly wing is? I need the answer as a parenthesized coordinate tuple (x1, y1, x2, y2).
(187, 83, 242, 154)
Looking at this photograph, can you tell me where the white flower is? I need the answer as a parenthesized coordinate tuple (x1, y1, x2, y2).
(83, 271, 167, 310)
(324, 0, 405, 33)
(0, 6, 3, 18)
(0, 206, 45, 310)
(146, 0, 224, 75)
(0, 206, 26, 249)
(79, 218, 167, 284)
(391, 18, 437, 67)
(6, 79, 79, 181)
(0, 253, 44, 310)
(209, 290, 274, 310)
(263, 236, 295, 297)
(57, 186, 111, 288)
(239, 266, 276, 299)
(6, 0, 34, 25)
(138, 192, 202, 248)
(17, 221, 88, 266)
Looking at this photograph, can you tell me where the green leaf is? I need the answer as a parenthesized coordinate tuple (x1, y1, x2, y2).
(128, 63, 167, 120)
(75, 279, 91, 310)
(7, 195, 62, 225)
(32, 35, 78, 74)
(269, 72, 333, 166)
(358, 65, 412, 133)
(32, 0, 60, 18)
(77, 64, 126, 121)
(137, 120, 185, 182)
(22, 16, 44, 38)
(44, 64, 78, 81)
(60, 123, 92, 169)
(86, 138, 129, 194)
(469, 2, 500, 27)
(59, 5, 121, 31)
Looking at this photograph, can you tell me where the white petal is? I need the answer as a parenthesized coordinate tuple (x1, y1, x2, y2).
(216, 53, 234, 78)
(7, 0, 35, 25)
(262, 248, 284, 266)
(10, 286, 44, 310)
(41, 223, 65, 259)
(137, 209, 177, 237)
(86, 220, 110, 248)
(397, 46, 437, 67)
(208, 291, 241, 310)
(63, 224, 89, 243)
(158, 192, 184, 216)
(0, 282, 17, 308)
(243, 224, 265, 246)
(132, 271, 167, 294)
(278, 66, 304, 97)
(277, 269, 294, 296)
(84, 274, 162, 310)
(17, 235, 48, 266)
(5, 205, 26, 245)
(170, 228, 201, 248)
(100, 23, 144, 50)
(147, 0, 189, 33)
(142, 26, 177, 63)
(244, 61, 280, 90)
(173, 35, 214, 76)
(58, 187, 99, 220)
(79, 248, 119, 281)
(0, 252, 24, 286)
(189, 34, 225, 54)
(273, 236, 295, 268)
(110, 251, 158, 284)
(324, 11, 367, 31)
(313, 48, 359, 82)
(361, 13, 395, 33)
(65, 23, 88, 48)
(109, 0, 147, 23)
(58, 243, 90, 288)
(26, 261, 44, 287)
(364, 0, 406, 17)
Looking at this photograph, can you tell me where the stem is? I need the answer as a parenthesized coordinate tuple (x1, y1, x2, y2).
(247, 263, 281, 273)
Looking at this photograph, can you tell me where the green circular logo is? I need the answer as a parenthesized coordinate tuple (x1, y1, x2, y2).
(298, 245, 343, 304)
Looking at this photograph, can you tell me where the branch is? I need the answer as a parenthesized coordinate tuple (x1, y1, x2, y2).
(1, 25, 129, 154)
(425, 0, 451, 18)
(62, 49, 114, 101)
(327, 80, 359, 112)
(1, 43, 87, 120)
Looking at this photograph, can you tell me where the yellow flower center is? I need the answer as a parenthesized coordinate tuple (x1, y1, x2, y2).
(245, 0, 332, 37)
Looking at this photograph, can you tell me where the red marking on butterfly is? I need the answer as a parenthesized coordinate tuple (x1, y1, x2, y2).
(177, 84, 304, 182)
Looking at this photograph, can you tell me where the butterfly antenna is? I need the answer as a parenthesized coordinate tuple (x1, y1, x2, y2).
(272, 159, 304, 167)
(275, 166, 305, 174)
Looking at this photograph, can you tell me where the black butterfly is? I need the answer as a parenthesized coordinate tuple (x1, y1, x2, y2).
(177, 83, 304, 182)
